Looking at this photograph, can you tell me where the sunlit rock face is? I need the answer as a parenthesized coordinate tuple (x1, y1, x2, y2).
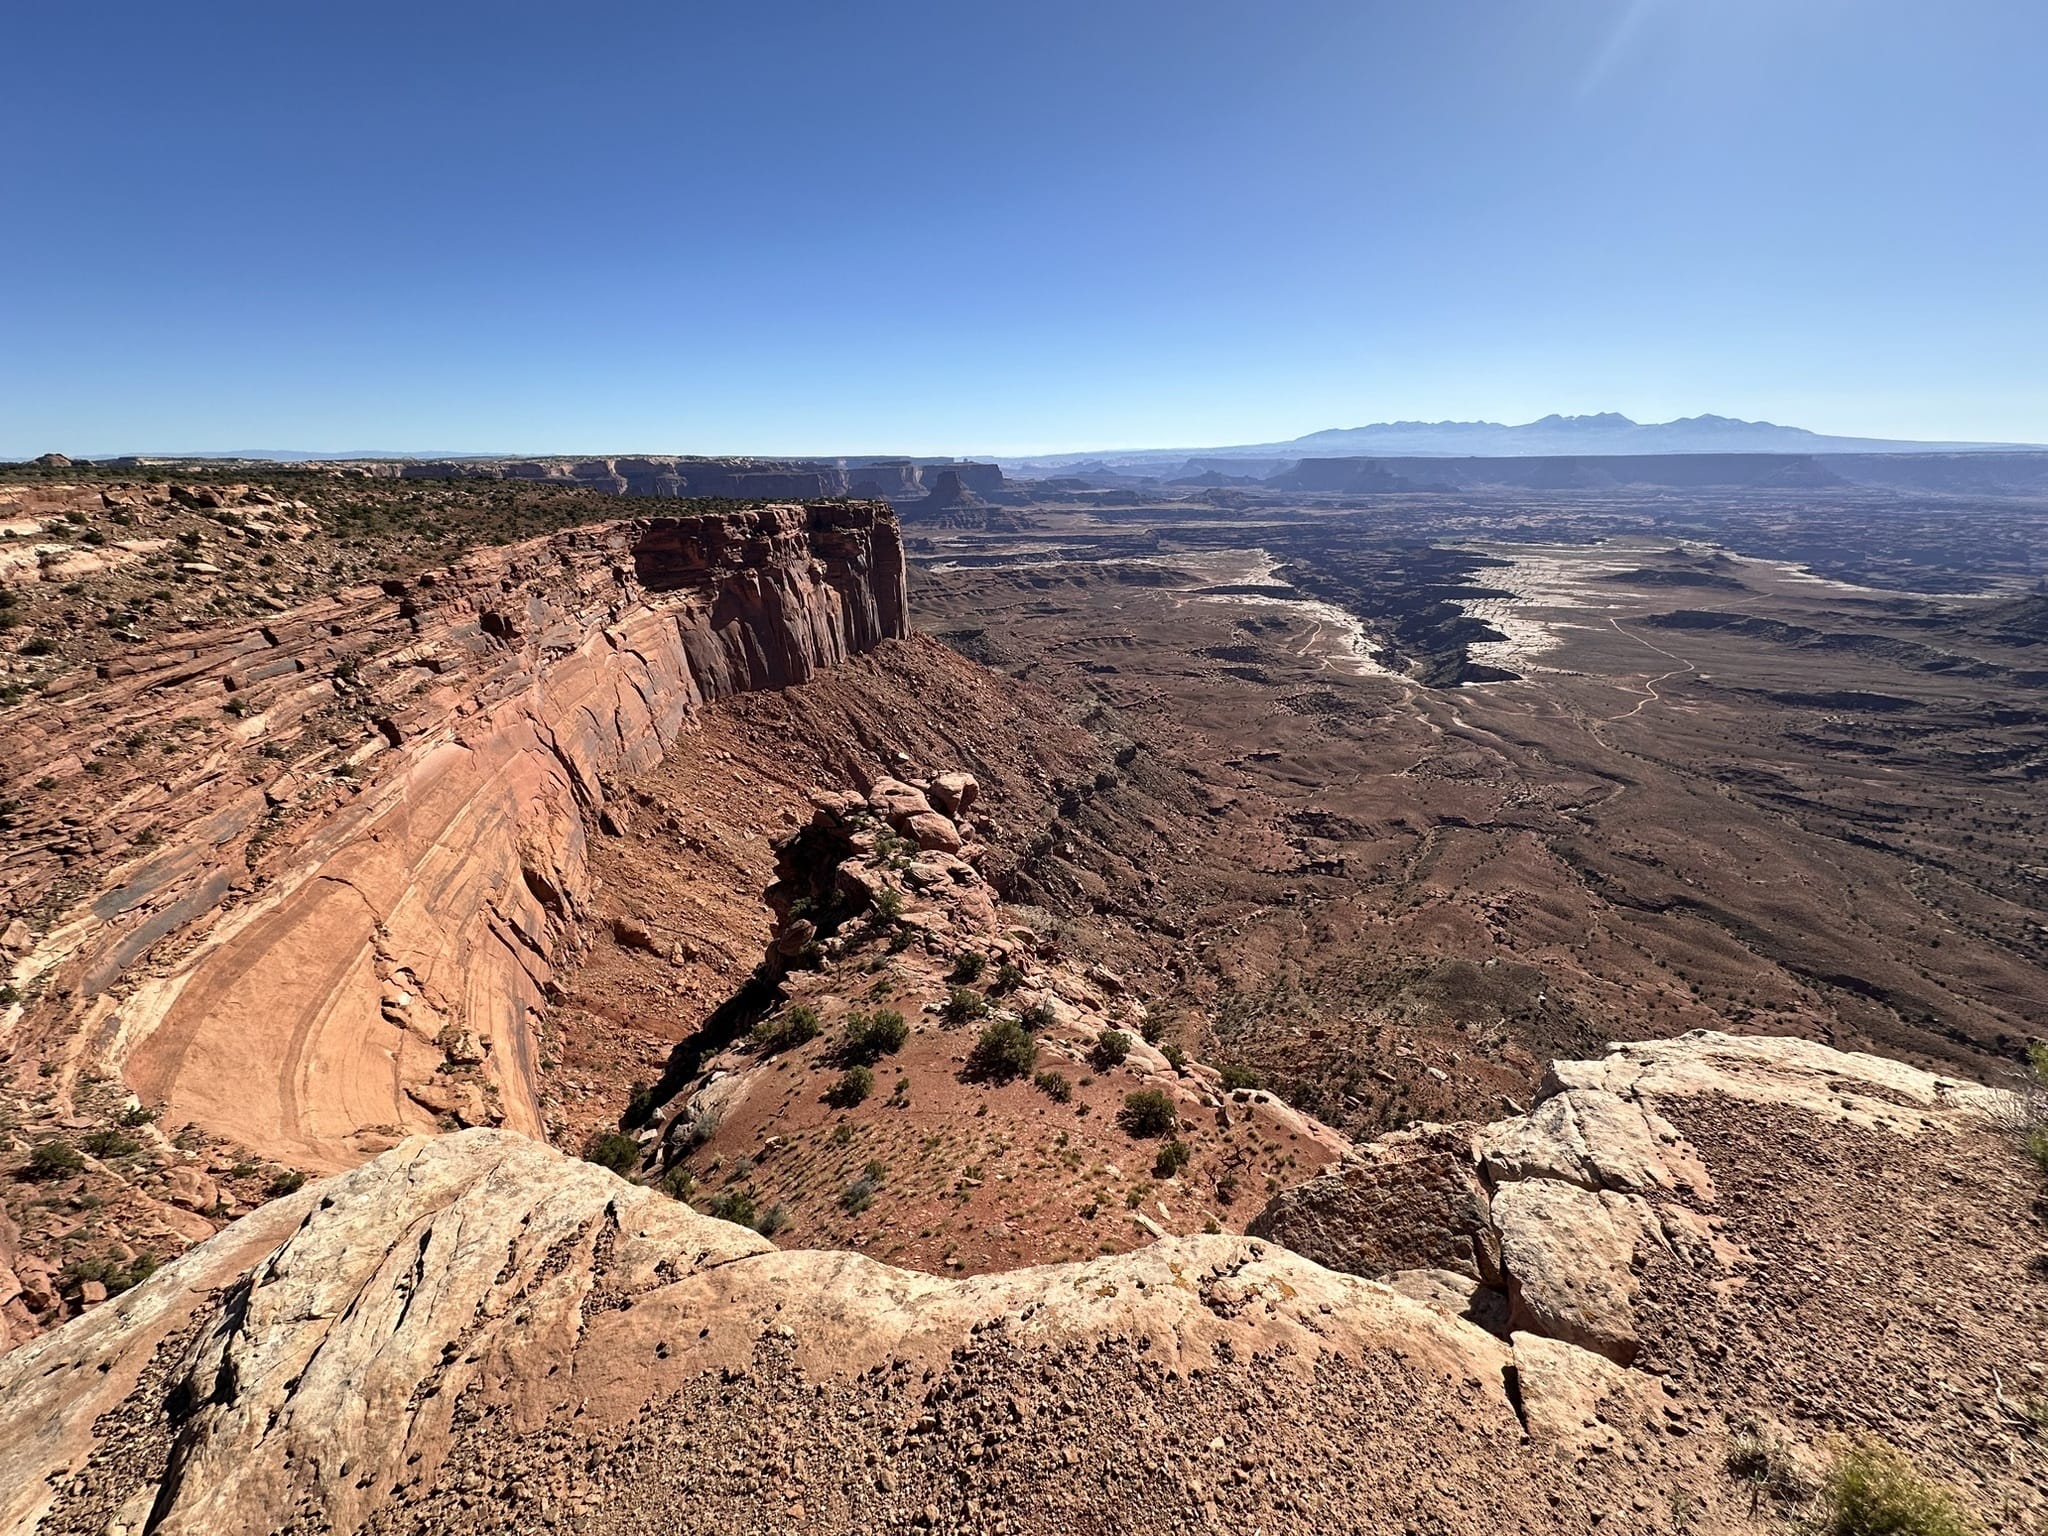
(5, 503, 910, 1171)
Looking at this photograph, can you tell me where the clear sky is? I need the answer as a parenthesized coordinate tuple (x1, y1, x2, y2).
(4, 1, 2043, 457)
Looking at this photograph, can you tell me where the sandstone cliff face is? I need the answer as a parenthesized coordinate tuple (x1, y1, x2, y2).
(336, 455, 1010, 504)
(0, 1031, 2031, 1536)
(1, 505, 908, 1174)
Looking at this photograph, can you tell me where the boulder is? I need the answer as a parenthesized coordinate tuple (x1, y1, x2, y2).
(1478, 1088, 1714, 1201)
(929, 772, 979, 816)
(165, 1166, 220, 1213)
(867, 776, 935, 824)
(1248, 1123, 1500, 1284)
(905, 810, 964, 853)
(1491, 1179, 1658, 1364)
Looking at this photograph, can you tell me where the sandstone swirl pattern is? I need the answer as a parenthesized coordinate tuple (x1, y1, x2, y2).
(4, 505, 907, 1171)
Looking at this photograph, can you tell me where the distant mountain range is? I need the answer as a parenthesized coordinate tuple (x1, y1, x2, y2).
(1004, 413, 2040, 474)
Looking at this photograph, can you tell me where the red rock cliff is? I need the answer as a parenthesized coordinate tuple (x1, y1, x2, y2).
(0, 502, 909, 1169)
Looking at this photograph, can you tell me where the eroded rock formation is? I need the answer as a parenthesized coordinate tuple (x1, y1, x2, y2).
(0, 1029, 2031, 1535)
(2, 505, 908, 1175)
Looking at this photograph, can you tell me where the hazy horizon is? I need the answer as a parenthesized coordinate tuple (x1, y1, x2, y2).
(6, 1, 2045, 457)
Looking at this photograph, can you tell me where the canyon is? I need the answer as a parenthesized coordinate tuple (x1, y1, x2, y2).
(0, 461, 2042, 1535)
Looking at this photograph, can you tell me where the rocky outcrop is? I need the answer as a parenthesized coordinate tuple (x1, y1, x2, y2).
(0, 1030, 2027, 1535)
(2, 505, 909, 1173)
(1247, 1031, 1999, 1368)
(326, 455, 1010, 506)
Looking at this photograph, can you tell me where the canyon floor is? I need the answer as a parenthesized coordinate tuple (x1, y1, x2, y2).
(1, 465, 2045, 1533)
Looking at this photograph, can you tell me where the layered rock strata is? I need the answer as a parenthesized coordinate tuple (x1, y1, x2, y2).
(1, 505, 908, 1171)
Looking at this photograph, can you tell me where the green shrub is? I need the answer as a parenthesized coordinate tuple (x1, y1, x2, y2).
(827, 1065, 876, 1108)
(26, 1140, 84, 1178)
(942, 987, 991, 1026)
(60, 1250, 159, 1296)
(266, 1169, 308, 1198)
(82, 1129, 139, 1160)
(580, 1129, 641, 1176)
(621, 1080, 656, 1129)
(1161, 1043, 1187, 1072)
(1019, 999, 1058, 1032)
(1152, 1139, 1192, 1179)
(755, 1202, 790, 1237)
(1816, 1441, 1977, 1536)
(659, 1166, 697, 1203)
(752, 1003, 823, 1054)
(119, 1104, 159, 1127)
(871, 886, 904, 921)
(950, 951, 987, 984)
(1119, 1089, 1180, 1139)
(704, 1187, 757, 1228)
(1090, 1030, 1131, 1071)
(1219, 1063, 1263, 1092)
(843, 1008, 909, 1063)
(993, 961, 1025, 992)
(1140, 1011, 1166, 1045)
(965, 1020, 1038, 1082)
(842, 1161, 887, 1214)
(1034, 1069, 1073, 1103)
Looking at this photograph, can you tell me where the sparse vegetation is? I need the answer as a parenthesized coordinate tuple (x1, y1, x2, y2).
(1034, 1069, 1073, 1102)
(950, 951, 987, 984)
(82, 1129, 140, 1160)
(1090, 1029, 1132, 1070)
(827, 1065, 876, 1107)
(1152, 1139, 1192, 1178)
(965, 1020, 1038, 1082)
(1815, 1441, 1977, 1536)
(842, 1008, 908, 1063)
(752, 1003, 823, 1054)
(703, 1187, 758, 1228)
(266, 1168, 309, 1198)
(1219, 1063, 1263, 1092)
(580, 1129, 641, 1177)
(1019, 999, 1058, 1032)
(942, 987, 991, 1026)
(1119, 1089, 1179, 1138)
(25, 1140, 85, 1179)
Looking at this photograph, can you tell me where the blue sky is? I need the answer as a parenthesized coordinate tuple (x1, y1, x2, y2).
(4, 1, 2043, 456)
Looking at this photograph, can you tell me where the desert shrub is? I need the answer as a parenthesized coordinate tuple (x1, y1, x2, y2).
(658, 1166, 697, 1202)
(843, 1008, 909, 1063)
(827, 1065, 876, 1108)
(1161, 1043, 1187, 1072)
(1726, 1418, 1810, 1508)
(755, 1202, 791, 1237)
(82, 1129, 139, 1159)
(621, 1080, 656, 1129)
(993, 961, 1025, 992)
(950, 951, 987, 984)
(1090, 1030, 1132, 1071)
(1034, 1070, 1073, 1103)
(965, 1020, 1038, 1082)
(25, 1140, 84, 1179)
(119, 1104, 159, 1127)
(580, 1129, 641, 1176)
(871, 886, 904, 921)
(842, 1161, 887, 1214)
(60, 1250, 159, 1296)
(1816, 1441, 1977, 1536)
(752, 1003, 823, 1054)
(1019, 999, 1058, 1032)
(1119, 1089, 1179, 1139)
(1140, 1011, 1166, 1045)
(1152, 1139, 1192, 1178)
(1219, 1063, 1263, 1092)
(704, 1187, 757, 1228)
(942, 987, 991, 1026)
(266, 1168, 308, 1198)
